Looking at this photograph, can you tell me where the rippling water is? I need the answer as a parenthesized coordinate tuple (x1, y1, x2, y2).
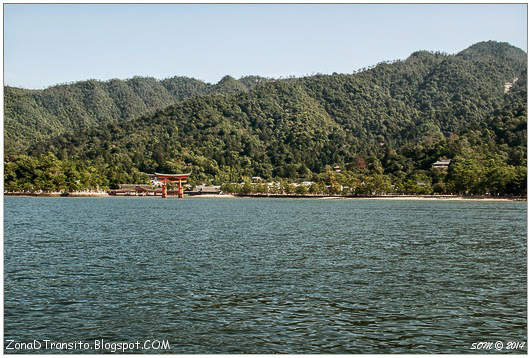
(4, 197, 527, 353)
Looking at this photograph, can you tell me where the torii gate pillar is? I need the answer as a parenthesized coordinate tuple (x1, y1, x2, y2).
(178, 179, 184, 198)
(162, 182, 168, 198)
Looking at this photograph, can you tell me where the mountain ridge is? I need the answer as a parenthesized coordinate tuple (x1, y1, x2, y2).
(5, 74, 274, 152)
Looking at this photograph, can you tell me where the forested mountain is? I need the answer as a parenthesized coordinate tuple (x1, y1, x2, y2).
(4, 41, 528, 195)
(5, 75, 269, 152)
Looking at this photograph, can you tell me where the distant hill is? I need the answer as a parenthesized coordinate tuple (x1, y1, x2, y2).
(5, 41, 527, 195)
(5, 75, 270, 152)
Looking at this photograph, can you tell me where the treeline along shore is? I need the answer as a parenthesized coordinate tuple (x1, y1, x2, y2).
(3, 152, 526, 198)
(4, 172, 526, 201)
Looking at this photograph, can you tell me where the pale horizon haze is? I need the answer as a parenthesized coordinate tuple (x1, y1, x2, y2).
(4, 3, 528, 89)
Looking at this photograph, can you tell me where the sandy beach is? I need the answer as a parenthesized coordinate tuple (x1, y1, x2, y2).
(4, 191, 109, 197)
(187, 194, 236, 198)
(229, 194, 525, 201)
(339, 196, 523, 202)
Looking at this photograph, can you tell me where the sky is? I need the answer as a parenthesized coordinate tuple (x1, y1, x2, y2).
(4, 3, 528, 89)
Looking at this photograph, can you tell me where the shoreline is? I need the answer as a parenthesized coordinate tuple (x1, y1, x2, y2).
(4, 192, 526, 201)
(230, 194, 526, 201)
(4, 191, 109, 197)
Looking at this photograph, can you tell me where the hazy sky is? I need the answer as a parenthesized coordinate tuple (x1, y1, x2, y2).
(4, 3, 527, 89)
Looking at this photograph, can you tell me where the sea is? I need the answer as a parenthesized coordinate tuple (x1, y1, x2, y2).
(4, 197, 527, 354)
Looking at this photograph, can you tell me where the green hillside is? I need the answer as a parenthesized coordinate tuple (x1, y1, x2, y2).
(4, 41, 527, 195)
(5, 75, 269, 153)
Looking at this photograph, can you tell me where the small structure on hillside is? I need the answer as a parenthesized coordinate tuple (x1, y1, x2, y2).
(432, 159, 451, 169)
(504, 78, 518, 94)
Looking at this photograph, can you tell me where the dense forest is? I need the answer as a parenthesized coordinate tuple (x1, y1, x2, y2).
(4, 41, 527, 196)
(5, 75, 269, 153)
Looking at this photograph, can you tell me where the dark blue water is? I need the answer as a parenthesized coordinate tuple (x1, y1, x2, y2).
(4, 197, 527, 353)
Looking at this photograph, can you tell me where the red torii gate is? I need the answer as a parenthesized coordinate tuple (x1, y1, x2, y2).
(155, 173, 191, 198)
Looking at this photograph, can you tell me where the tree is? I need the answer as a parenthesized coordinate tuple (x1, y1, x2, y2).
(295, 184, 308, 195)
